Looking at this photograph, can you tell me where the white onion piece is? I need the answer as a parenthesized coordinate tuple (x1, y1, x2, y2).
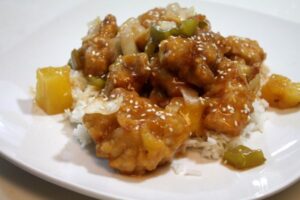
(108, 35, 122, 60)
(157, 21, 177, 31)
(85, 96, 123, 115)
(120, 18, 146, 55)
(180, 87, 201, 104)
(82, 17, 102, 42)
(120, 25, 138, 55)
(165, 3, 196, 21)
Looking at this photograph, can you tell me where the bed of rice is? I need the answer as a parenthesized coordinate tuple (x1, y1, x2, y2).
(66, 69, 269, 174)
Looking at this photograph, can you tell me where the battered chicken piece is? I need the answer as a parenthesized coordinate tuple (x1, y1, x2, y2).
(149, 88, 170, 107)
(225, 36, 265, 67)
(80, 15, 119, 76)
(150, 57, 189, 97)
(138, 8, 167, 28)
(193, 30, 229, 68)
(105, 53, 151, 93)
(203, 58, 257, 136)
(159, 37, 215, 87)
(83, 89, 191, 174)
(151, 67, 187, 97)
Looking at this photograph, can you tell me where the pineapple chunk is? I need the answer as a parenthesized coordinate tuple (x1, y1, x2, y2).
(166, 97, 206, 137)
(36, 66, 73, 114)
(261, 74, 300, 109)
(141, 128, 169, 154)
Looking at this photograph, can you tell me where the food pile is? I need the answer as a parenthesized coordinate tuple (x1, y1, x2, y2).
(35, 3, 300, 174)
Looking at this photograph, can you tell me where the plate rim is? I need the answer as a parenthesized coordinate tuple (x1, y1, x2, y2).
(1, 146, 300, 200)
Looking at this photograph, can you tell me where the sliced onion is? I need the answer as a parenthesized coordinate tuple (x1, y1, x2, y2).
(120, 24, 138, 55)
(120, 18, 146, 55)
(165, 3, 196, 22)
(180, 87, 200, 104)
(82, 17, 102, 42)
(85, 96, 123, 115)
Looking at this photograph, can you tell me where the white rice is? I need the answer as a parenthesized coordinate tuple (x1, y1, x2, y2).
(73, 124, 91, 147)
(185, 133, 231, 160)
(66, 70, 122, 147)
(171, 163, 202, 176)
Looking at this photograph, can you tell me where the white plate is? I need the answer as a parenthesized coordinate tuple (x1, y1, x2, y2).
(0, 0, 300, 199)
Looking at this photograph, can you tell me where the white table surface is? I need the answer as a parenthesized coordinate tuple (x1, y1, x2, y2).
(0, 0, 299, 199)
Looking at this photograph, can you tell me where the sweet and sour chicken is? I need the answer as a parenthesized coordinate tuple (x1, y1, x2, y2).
(68, 3, 268, 173)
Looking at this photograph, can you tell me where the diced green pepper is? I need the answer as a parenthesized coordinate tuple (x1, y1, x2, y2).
(169, 27, 180, 36)
(69, 49, 82, 70)
(148, 26, 181, 58)
(179, 18, 198, 37)
(87, 76, 106, 89)
(145, 42, 157, 58)
(223, 145, 266, 169)
(150, 26, 172, 43)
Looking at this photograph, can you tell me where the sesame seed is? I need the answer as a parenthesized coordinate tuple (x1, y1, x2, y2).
(160, 115, 166, 120)
(234, 120, 238, 127)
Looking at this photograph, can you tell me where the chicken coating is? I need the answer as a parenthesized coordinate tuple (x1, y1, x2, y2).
(83, 89, 191, 174)
(150, 57, 189, 97)
(149, 88, 170, 108)
(158, 37, 215, 87)
(151, 67, 188, 97)
(225, 36, 265, 67)
(104, 53, 151, 93)
(138, 8, 167, 28)
(193, 30, 229, 68)
(203, 58, 257, 136)
(80, 15, 119, 76)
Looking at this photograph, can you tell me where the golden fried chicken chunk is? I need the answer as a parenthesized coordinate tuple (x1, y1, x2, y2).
(80, 15, 119, 76)
(151, 67, 187, 97)
(225, 36, 265, 67)
(105, 53, 151, 93)
(83, 89, 190, 174)
(138, 8, 167, 28)
(159, 37, 215, 87)
(203, 58, 257, 136)
(193, 30, 229, 67)
(150, 57, 189, 97)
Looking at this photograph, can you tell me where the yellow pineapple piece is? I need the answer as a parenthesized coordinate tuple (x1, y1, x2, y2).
(261, 74, 300, 109)
(36, 66, 73, 114)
